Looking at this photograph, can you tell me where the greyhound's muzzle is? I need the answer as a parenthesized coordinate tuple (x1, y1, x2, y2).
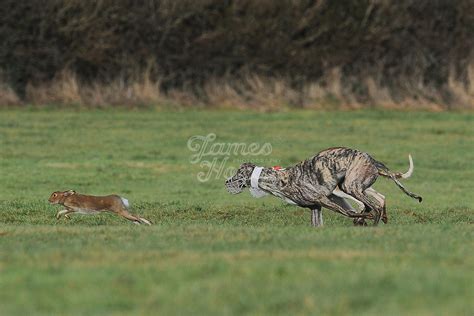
(225, 176, 246, 194)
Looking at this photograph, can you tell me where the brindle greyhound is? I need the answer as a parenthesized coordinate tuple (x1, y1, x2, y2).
(225, 147, 422, 226)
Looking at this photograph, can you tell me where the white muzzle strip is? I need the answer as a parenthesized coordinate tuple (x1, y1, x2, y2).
(249, 166, 268, 198)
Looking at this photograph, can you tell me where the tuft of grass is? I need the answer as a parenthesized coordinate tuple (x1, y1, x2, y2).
(0, 110, 473, 315)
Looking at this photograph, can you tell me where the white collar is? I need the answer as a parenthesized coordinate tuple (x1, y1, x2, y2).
(249, 166, 268, 198)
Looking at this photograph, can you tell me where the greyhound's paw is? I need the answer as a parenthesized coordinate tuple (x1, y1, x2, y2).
(353, 218, 367, 226)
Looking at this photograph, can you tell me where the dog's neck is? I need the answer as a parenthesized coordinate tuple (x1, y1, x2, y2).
(251, 166, 301, 205)
(253, 167, 287, 194)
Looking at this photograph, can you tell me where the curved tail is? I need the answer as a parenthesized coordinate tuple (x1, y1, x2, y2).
(400, 154, 414, 179)
(376, 154, 422, 203)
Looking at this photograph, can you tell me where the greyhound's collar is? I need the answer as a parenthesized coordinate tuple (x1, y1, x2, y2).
(249, 166, 268, 198)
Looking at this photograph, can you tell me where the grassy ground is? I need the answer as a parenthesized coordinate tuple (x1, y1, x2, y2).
(0, 110, 473, 315)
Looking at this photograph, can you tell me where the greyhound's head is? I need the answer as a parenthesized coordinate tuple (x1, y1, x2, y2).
(225, 162, 256, 194)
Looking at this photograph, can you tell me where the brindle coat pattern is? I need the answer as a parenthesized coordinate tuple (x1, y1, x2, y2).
(226, 147, 422, 226)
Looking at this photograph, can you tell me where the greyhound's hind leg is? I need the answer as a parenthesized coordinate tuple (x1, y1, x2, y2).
(317, 195, 371, 219)
(328, 194, 370, 226)
(366, 187, 387, 224)
(345, 185, 383, 225)
(332, 187, 365, 212)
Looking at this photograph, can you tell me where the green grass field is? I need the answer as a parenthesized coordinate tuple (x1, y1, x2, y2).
(0, 110, 473, 315)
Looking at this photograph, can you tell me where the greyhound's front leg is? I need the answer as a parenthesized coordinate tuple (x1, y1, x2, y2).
(311, 205, 323, 227)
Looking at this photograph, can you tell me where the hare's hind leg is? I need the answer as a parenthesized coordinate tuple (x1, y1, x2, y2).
(115, 208, 142, 224)
(138, 217, 152, 225)
(115, 208, 151, 225)
(116, 197, 151, 225)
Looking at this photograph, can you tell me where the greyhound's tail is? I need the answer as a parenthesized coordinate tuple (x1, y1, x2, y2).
(375, 154, 422, 203)
(376, 154, 413, 179)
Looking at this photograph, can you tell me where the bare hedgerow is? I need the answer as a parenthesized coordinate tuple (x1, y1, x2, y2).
(5, 64, 474, 110)
(0, 83, 21, 107)
(24, 70, 166, 108)
(447, 64, 474, 109)
(1, 0, 473, 110)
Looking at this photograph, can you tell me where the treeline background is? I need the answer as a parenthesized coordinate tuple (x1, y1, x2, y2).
(1, 0, 474, 109)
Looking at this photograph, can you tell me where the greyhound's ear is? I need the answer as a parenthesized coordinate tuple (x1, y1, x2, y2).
(240, 162, 255, 168)
(64, 190, 76, 196)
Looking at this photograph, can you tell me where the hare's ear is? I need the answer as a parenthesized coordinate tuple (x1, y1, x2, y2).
(64, 190, 76, 196)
